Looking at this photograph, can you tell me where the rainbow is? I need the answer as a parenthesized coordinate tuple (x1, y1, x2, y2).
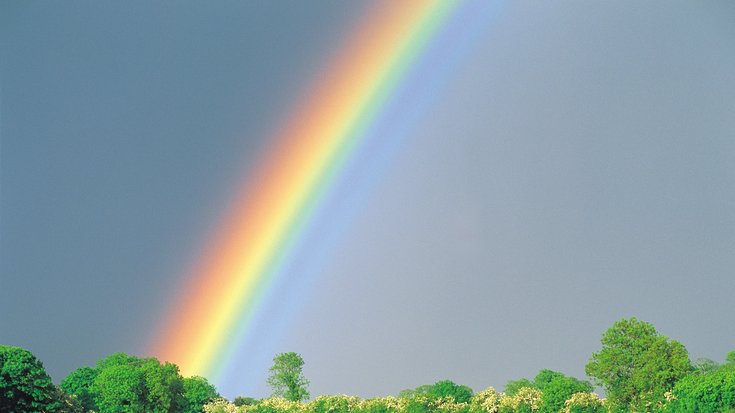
(151, 0, 500, 392)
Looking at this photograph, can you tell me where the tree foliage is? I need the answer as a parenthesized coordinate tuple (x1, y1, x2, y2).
(234, 396, 260, 406)
(183, 376, 220, 413)
(267, 352, 310, 402)
(92, 362, 149, 413)
(59, 352, 213, 413)
(0, 345, 61, 413)
(502, 370, 591, 413)
(399, 385, 435, 399)
(60, 366, 99, 412)
(55, 385, 87, 413)
(90, 353, 194, 413)
(504, 380, 534, 397)
(665, 357, 735, 413)
(727, 351, 735, 365)
(585, 317, 692, 412)
(429, 380, 474, 404)
(140, 358, 186, 413)
(533, 371, 591, 413)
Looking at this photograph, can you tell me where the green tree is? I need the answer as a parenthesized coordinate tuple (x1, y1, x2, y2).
(182, 376, 219, 413)
(55, 386, 87, 413)
(532, 370, 592, 413)
(404, 395, 434, 413)
(503, 370, 591, 413)
(532, 371, 566, 391)
(0, 345, 61, 413)
(400, 385, 435, 398)
(60, 366, 99, 412)
(140, 359, 185, 413)
(726, 351, 735, 365)
(97, 352, 141, 370)
(429, 380, 474, 404)
(233, 396, 259, 406)
(92, 363, 148, 413)
(504, 379, 534, 397)
(585, 317, 692, 412)
(91, 353, 186, 413)
(267, 352, 310, 401)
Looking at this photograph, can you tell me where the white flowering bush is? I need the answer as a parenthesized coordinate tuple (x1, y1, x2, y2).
(470, 387, 501, 413)
(307, 395, 362, 413)
(383, 396, 410, 412)
(516, 387, 543, 412)
(404, 393, 436, 413)
(357, 398, 391, 413)
(249, 397, 307, 413)
(432, 396, 469, 413)
(357, 396, 409, 413)
(562, 393, 605, 413)
(498, 387, 543, 413)
(628, 390, 661, 413)
(204, 398, 242, 413)
(498, 393, 517, 413)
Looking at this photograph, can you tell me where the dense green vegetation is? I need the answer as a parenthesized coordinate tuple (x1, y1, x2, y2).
(0, 345, 61, 413)
(1, 318, 734, 413)
(2, 350, 219, 413)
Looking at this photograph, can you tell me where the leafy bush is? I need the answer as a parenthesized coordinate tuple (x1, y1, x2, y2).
(205, 398, 242, 413)
(561, 393, 604, 413)
(499, 387, 543, 413)
(469, 387, 501, 413)
(307, 395, 361, 413)
(247, 397, 306, 413)
(357, 397, 407, 413)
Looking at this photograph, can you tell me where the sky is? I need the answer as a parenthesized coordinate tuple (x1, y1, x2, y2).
(2, 0, 735, 401)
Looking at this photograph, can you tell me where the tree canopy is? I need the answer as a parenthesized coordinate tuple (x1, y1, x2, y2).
(503, 370, 591, 413)
(58, 352, 218, 413)
(585, 317, 692, 412)
(666, 357, 735, 413)
(182, 376, 220, 413)
(429, 380, 474, 404)
(60, 366, 99, 412)
(0, 345, 60, 413)
(267, 352, 310, 402)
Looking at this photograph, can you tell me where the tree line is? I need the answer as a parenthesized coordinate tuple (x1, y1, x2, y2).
(1, 317, 734, 413)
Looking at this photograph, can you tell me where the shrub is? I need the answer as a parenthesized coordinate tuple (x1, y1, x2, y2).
(562, 393, 605, 413)
(469, 387, 501, 413)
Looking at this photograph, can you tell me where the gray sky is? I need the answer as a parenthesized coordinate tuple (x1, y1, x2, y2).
(2, 0, 734, 400)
